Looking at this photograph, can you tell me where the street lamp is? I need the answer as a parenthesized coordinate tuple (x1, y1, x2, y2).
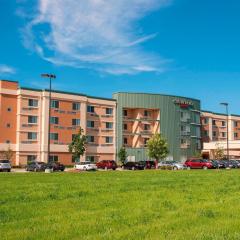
(220, 102, 229, 161)
(41, 74, 56, 163)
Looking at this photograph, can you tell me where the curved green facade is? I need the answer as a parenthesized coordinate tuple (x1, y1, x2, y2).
(113, 92, 201, 162)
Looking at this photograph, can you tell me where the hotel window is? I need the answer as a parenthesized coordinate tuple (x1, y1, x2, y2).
(27, 155, 37, 162)
(204, 130, 208, 137)
(50, 117, 59, 125)
(144, 138, 149, 146)
(72, 119, 80, 126)
(203, 118, 209, 124)
(87, 121, 94, 128)
(212, 120, 216, 126)
(234, 133, 238, 139)
(72, 102, 80, 111)
(106, 122, 113, 129)
(123, 123, 128, 130)
(51, 100, 59, 109)
(28, 132, 37, 140)
(28, 99, 38, 107)
(87, 136, 95, 143)
(221, 132, 226, 138)
(124, 138, 128, 145)
(234, 121, 238, 127)
(222, 121, 226, 127)
(144, 110, 150, 117)
(28, 116, 38, 124)
(106, 108, 113, 115)
(50, 133, 58, 141)
(86, 156, 95, 163)
(105, 136, 113, 143)
(213, 131, 217, 137)
(123, 110, 128, 116)
(49, 156, 58, 162)
(6, 123, 11, 128)
(144, 124, 150, 131)
(87, 105, 95, 113)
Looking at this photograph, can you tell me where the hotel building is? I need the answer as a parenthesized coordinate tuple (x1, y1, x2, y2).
(0, 80, 116, 166)
(201, 111, 240, 159)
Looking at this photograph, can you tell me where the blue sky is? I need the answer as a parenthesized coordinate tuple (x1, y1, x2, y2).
(1, 0, 240, 113)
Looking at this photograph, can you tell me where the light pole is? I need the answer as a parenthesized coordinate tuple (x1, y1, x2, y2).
(220, 102, 229, 161)
(41, 74, 56, 163)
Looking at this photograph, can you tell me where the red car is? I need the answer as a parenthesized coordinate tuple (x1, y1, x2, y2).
(96, 160, 117, 170)
(184, 158, 214, 170)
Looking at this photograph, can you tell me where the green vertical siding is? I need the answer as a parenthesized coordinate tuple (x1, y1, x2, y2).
(113, 92, 201, 162)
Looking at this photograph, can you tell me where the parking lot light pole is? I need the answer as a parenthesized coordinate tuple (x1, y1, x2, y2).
(220, 102, 229, 161)
(41, 74, 56, 163)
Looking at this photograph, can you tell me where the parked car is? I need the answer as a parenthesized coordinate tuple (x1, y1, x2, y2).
(75, 162, 97, 171)
(142, 160, 157, 169)
(26, 162, 48, 172)
(184, 159, 215, 169)
(96, 160, 117, 170)
(0, 160, 11, 172)
(158, 161, 186, 170)
(47, 162, 65, 171)
(229, 160, 240, 168)
(122, 161, 145, 170)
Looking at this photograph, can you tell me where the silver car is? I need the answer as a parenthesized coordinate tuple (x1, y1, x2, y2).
(0, 160, 11, 172)
(158, 161, 186, 170)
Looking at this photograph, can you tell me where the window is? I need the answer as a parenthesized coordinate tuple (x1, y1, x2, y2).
(87, 121, 94, 128)
(27, 155, 37, 162)
(212, 120, 216, 126)
(87, 136, 94, 143)
(234, 121, 238, 127)
(50, 117, 59, 125)
(106, 122, 113, 129)
(105, 136, 113, 143)
(72, 134, 77, 141)
(28, 99, 38, 107)
(86, 156, 95, 163)
(50, 133, 58, 141)
(123, 110, 128, 116)
(203, 118, 209, 124)
(106, 108, 113, 115)
(213, 131, 217, 137)
(221, 132, 226, 138)
(51, 100, 59, 109)
(49, 156, 58, 162)
(28, 132, 37, 140)
(124, 138, 128, 145)
(123, 123, 128, 130)
(72, 156, 80, 163)
(87, 105, 95, 113)
(203, 130, 208, 137)
(28, 116, 38, 124)
(6, 140, 10, 144)
(144, 110, 150, 117)
(222, 121, 226, 127)
(6, 123, 11, 128)
(72, 119, 80, 126)
(144, 124, 150, 131)
(234, 133, 238, 138)
(144, 138, 149, 146)
(7, 107, 11, 112)
(72, 102, 80, 111)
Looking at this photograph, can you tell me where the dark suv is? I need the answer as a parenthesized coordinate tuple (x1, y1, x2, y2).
(185, 159, 216, 169)
(47, 162, 65, 171)
(26, 162, 47, 172)
(96, 160, 117, 170)
(122, 161, 145, 170)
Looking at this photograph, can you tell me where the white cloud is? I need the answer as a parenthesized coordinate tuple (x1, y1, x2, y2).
(20, 0, 172, 75)
(0, 65, 16, 75)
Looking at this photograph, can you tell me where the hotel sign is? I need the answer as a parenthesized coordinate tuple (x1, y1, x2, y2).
(174, 99, 193, 109)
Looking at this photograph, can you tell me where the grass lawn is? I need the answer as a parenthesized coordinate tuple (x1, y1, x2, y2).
(1, 170, 240, 240)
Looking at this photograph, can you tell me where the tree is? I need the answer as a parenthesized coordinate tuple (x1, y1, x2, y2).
(0, 146, 14, 162)
(214, 143, 224, 160)
(147, 134, 169, 163)
(118, 147, 127, 165)
(193, 151, 202, 158)
(68, 128, 87, 163)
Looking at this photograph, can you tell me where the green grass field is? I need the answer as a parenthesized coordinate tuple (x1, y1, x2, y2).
(1, 170, 240, 240)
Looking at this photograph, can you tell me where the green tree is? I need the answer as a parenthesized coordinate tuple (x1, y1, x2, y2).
(147, 134, 169, 162)
(68, 128, 87, 163)
(117, 147, 127, 165)
(214, 143, 225, 160)
(0, 146, 14, 161)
